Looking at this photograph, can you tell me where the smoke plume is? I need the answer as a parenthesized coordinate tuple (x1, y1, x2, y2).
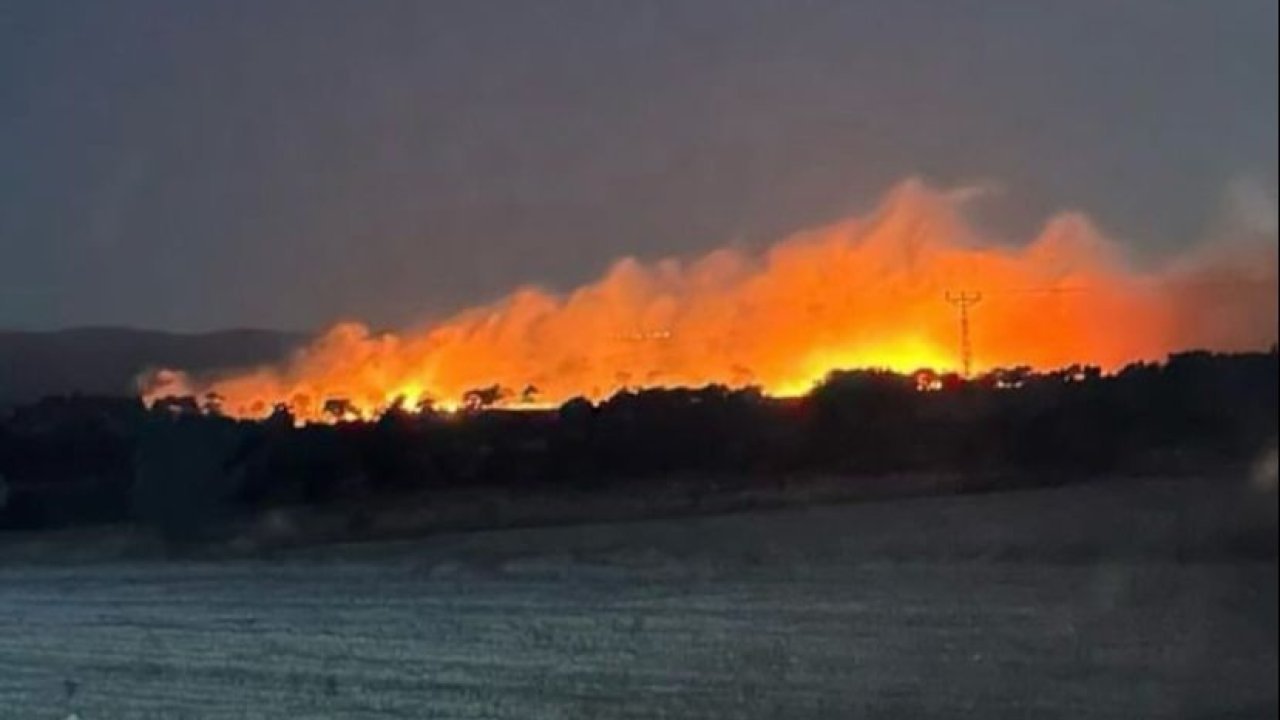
(142, 179, 1278, 420)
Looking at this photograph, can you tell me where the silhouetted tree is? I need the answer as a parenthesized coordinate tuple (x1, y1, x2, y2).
(323, 398, 361, 422)
(131, 416, 248, 544)
(1, 349, 1275, 535)
(462, 385, 508, 411)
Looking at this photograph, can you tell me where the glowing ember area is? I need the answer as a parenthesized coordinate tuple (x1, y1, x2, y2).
(142, 180, 1278, 421)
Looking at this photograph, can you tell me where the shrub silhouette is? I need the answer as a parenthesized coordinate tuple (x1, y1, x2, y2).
(131, 417, 247, 544)
(0, 350, 1274, 535)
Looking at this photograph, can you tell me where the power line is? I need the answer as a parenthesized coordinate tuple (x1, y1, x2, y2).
(980, 276, 1275, 297)
(939, 275, 1273, 377)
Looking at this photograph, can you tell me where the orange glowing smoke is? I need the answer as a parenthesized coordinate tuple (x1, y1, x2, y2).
(142, 180, 1278, 421)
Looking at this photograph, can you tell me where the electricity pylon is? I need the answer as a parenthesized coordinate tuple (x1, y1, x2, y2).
(945, 291, 982, 378)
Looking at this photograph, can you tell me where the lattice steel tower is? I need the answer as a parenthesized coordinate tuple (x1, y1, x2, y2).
(945, 291, 982, 378)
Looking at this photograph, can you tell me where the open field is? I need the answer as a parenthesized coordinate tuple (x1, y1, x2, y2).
(1, 477, 1276, 719)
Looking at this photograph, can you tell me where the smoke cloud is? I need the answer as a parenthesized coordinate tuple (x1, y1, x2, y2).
(143, 179, 1278, 420)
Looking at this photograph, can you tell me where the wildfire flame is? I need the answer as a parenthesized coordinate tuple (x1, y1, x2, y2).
(142, 180, 1278, 421)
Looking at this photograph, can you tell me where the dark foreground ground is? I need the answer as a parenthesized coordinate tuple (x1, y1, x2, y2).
(1, 476, 1276, 719)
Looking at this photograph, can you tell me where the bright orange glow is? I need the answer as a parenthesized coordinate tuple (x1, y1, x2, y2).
(141, 180, 1278, 421)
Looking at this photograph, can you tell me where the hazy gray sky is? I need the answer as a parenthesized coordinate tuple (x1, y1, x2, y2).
(1, 0, 1275, 331)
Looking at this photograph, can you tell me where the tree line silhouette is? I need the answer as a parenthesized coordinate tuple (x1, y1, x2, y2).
(1, 350, 1275, 541)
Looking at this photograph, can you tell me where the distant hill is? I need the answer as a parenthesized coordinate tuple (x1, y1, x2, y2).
(0, 327, 304, 407)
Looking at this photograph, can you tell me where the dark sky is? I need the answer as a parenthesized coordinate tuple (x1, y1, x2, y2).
(1, 0, 1275, 332)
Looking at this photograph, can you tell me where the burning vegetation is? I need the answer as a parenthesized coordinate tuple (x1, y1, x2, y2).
(5, 351, 1278, 541)
(141, 180, 1277, 422)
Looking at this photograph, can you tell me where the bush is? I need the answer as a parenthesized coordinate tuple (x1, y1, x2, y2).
(131, 417, 247, 544)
